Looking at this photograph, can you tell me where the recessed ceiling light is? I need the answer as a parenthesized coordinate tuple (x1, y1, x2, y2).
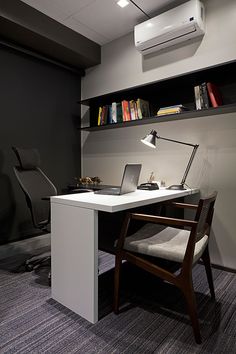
(117, 0, 129, 8)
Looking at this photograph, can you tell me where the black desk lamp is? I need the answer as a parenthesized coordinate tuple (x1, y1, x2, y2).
(141, 130, 199, 190)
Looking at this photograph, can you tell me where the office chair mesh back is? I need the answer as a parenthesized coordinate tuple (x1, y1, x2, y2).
(12, 147, 57, 229)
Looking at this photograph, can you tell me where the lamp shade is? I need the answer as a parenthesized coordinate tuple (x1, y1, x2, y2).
(141, 130, 157, 148)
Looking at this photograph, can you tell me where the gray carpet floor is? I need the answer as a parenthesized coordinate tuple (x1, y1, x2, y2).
(0, 250, 236, 354)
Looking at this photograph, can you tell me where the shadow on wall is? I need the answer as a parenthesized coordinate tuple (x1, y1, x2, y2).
(194, 156, 211, 192)
(0, 150, 16, 245)
(142, 37, 202, 72)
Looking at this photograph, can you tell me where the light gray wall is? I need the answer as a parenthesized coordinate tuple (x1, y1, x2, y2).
(82, 0, 236, 98)
(81, 0, 236, 269)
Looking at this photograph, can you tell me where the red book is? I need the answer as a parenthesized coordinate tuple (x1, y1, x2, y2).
(101, 105, 108, 125)
(121, 100, 130, 121)
(206, 82, 223, 107)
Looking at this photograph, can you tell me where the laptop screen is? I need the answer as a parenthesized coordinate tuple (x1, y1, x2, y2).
(120, 164, 142, 194)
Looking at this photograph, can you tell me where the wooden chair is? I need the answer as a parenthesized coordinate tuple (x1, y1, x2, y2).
(113, 192, 217, 344)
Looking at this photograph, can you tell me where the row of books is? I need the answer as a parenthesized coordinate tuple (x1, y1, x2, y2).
(97, 98, 150, 126)
(97, 82, 223, 126)
(194, 82, 223, 110)
(157, 104, 189, 116)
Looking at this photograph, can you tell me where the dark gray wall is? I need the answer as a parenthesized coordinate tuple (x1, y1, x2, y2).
(0, 44, 81, 244)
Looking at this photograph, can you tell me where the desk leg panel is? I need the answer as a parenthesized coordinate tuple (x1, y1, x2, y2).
(51, 202, 98, 323)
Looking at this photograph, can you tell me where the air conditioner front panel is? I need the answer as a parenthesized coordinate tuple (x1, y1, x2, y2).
(134, 0, 205, 55)
(135, 23, 197, 52)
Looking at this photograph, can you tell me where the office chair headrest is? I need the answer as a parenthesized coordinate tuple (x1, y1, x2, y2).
(12, 147, 41, 170)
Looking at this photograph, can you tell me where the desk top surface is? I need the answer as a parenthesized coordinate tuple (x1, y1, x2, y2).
(51, 188, 199, 213)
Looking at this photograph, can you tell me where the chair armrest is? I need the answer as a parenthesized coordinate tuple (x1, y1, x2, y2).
(130, 213, 197, 228)
(115, 212, 198, 253)
(164, 202, 198, 209)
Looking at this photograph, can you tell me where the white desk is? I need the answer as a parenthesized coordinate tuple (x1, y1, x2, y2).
(51, 188, 198, 323)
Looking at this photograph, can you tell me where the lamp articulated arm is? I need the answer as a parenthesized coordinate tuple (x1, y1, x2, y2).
(180, 144, 199, 187)
(157, 135, 199, 189)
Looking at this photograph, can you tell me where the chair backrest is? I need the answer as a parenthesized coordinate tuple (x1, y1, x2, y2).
(181, 191, 217, 275)
(194, 191, 217, 242)
(12, 147, 57, 229)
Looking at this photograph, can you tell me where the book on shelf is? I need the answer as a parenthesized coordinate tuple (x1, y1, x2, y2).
(194, 82, 209, 110)
(111, 102, 117, 123)
(157, 104, 188, 116)
(122, 100, 131, 121)
(136, 98, 150, 119)
(200, 82, 210, 109)
(100, 105, 108, 125)
(97, 106, 102, 126)
(129, 100, 138, 120)
(194, 85, 202, 110)
(206, 82, 223, 107)
(158, 108, 181, 115)
(116, 102, 123, 123)
(108, 105, 113, 124)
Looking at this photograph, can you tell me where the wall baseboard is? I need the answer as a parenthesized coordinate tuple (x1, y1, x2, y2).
(211, 262, 236, 274)
(0, 234, 50, 260)
(198, 259, 236, 274)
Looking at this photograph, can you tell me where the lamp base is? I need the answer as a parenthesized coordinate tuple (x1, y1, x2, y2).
(167, 184, 186, 190)
(138, 182, 159, 190)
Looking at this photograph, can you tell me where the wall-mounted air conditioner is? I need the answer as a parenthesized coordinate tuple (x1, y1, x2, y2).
(134, 0, 205, 55)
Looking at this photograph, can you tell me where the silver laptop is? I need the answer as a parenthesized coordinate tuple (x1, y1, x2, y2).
(95, 164, 142, 195)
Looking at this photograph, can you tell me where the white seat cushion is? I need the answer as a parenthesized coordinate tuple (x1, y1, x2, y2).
(124, 223, 208, 263)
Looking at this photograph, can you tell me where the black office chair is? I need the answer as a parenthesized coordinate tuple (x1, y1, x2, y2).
(12, 146, 93, 279)
(12, 146, 57, 272)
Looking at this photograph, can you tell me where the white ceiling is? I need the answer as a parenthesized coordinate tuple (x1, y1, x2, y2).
(20, 0, 180, 45)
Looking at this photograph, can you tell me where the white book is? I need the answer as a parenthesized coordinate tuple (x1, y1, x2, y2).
(111, 102, 117, 123)
(194, 85, 201, 110)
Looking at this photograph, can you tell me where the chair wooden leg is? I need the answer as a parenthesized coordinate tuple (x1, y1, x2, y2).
(201, 246, 215, 300)
(181, 280, 202, 344)
(113, 254, 122, 314)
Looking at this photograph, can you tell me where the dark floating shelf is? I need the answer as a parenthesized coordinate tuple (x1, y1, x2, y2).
(80, 104, 236, 132)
